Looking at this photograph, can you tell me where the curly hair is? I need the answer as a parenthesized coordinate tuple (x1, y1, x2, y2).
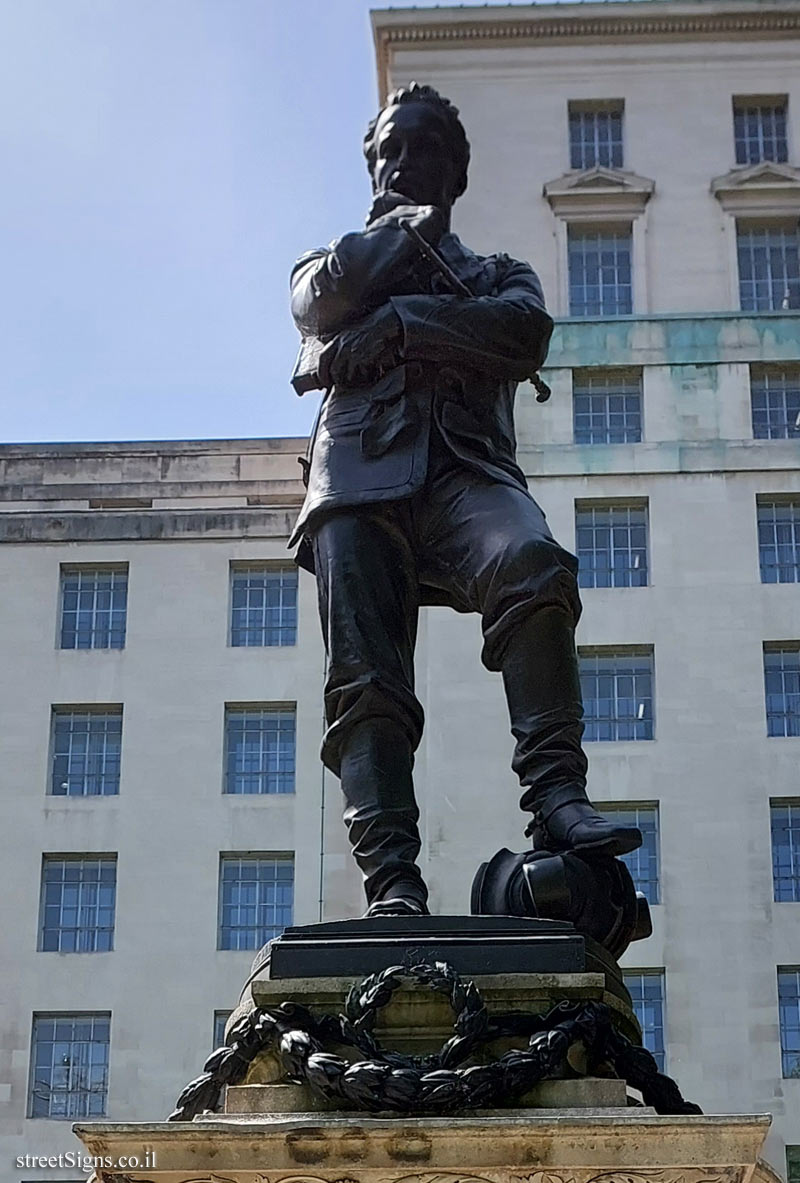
(363, 82, 470, 201)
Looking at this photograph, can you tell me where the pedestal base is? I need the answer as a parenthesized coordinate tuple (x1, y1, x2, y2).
(74, 1112, 779, 1183)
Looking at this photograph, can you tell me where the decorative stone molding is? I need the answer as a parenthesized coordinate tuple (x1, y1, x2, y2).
(544, 167, 655, 222)
(73, 1112, 777, 1183)
(711, 161, 800, 217)
(372, 6, 800, 100)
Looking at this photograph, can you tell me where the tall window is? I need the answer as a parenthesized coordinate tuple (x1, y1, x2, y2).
(602, 805, 660, 903)
(213, 1010, 232, 1049)
(224, 706, 296, 795)
(778, 967, 800, 1078)
(579, 648, 654, 741)
(758, 499, 800, 583)
(568, 227, 632, 317)
(29, 1013, 110, 1118)
(50, 708, 122, 797)
(231, 565, 298, 647)
(737, 223, 800, 311)
(733, 97, 788, 165)
(39, 856, 116, 952)
(751, 365, 800, 439)
(576, 502, 648, 588)
(623, 971, 665, 1071)
(573, 370, 642, 444)
(569, 101, 624, 169)
(218, 855, 294, 951)
(59, 566, 128, 650)
(772, 800, 800, 902)
(764, 645, 800, 737)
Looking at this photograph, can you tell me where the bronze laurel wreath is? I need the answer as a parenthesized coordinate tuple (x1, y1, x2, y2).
(168, 960, 700, 1121)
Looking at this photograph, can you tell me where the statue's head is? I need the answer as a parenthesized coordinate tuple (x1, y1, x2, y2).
(363, 82, 470, 212)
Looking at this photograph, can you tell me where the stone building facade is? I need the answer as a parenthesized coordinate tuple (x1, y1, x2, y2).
(2, 1, 800, 1180)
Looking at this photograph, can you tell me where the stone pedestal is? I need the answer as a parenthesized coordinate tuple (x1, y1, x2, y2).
(74, 1112, 779, 1183)
(71, 921, 777, 1183)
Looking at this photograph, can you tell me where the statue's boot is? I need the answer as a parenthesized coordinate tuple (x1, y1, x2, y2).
(501, 606, 642, 857)
(339, 717, 430, 917)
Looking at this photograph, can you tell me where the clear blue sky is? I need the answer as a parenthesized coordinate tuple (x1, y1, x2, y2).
(0, 0, 582, 444)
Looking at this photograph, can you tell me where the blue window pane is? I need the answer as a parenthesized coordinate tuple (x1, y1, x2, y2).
(623, 971, 666, 1072)
(580, 650, 655, 742)
(569, 104, 624, 169)
(779, 969, 800, 1078)
(602, 805, 660, 903)
(51, 710, 122, 797)
(230, 566, 298, 647)
(213, 1011, 232, 1049)
(758, 500, 800, 582)
(60, 567, 128, 650)
(39, 858, 116, 953)
(772, 801, 800, 902)
(751, 366, 800, 440)
(568, 229, 632, 317)
(738, 226, 800, 313)
(576, 503, 648, 588)
(734, 100, 788, 165)
(764, 647, 800, 737)
(573, 371, 642, 444)
(224, 708, 296, 795)
(29, 1013, 110, 1118)
(218, 856, 294, 950)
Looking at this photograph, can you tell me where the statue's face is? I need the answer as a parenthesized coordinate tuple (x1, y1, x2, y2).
(371, 101, 459, 209)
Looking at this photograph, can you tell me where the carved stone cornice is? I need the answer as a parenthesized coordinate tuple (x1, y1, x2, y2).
(544, 166, 655, 220)
(373, 5, 800, 99)
(711, 161, 800, 216)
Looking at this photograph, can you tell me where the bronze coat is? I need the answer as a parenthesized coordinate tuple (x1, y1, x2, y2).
(288, 227, 554, 603)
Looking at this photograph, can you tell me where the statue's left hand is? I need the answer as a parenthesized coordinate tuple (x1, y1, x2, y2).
(323, 304, 404, 388)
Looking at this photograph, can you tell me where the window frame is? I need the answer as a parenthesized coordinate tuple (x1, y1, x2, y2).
(568, 99, 625, 170)
(733, 95, 789, 166)
(601, 803, 660, 904)
(756, 496, 800, 583)
(217, 852, 295, 952)
(28, 1012, 111, 1120)
(736, 219, 800, 312)
(222, 703, 297, 796)
(567, 223, 634, 317)
(764, 643, 800, 738)
(750, 365, 800, 440)
(778, 966, 800, 1079)
(771, 798, 800, 903)
(578, 645, 656, 743)
(787, 1145, 800, 1183)
(229, 562, 298, 648)
(58, 564, 129, 651)
(49, 705, 123, 798)
(38, 854, 117, 953)
(213, 1010, 232, 1049)
(572, 368, 644, 445)
(622, 969, 666, 1072)
(575, 498, 649, 588)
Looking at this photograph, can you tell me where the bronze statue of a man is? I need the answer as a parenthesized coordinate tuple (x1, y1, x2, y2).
(289, 84, 642, 917)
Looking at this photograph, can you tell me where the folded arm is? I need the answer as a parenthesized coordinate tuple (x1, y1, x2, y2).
(290, 204, 443, 338)
(388, 261, 553, 381)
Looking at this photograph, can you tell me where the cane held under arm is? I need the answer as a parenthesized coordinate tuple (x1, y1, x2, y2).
(398, 218, 552, 403)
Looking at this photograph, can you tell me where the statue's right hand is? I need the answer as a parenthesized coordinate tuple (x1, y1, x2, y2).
(367, 192, 445, 245)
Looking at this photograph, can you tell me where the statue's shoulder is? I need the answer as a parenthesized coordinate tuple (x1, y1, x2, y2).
(444, 234, 537, 295)
(291, 245, 330, 278)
